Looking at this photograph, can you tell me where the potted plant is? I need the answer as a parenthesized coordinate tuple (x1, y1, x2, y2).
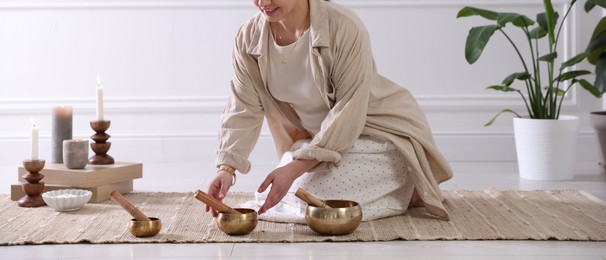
(457, 0, 606, 180)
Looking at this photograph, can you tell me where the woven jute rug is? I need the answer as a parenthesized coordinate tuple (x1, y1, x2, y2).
(1, 189, 605, 245)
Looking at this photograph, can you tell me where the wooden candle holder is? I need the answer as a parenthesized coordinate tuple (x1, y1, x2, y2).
(18, 160, 47, 207)
(110, 191, 151, 221)
(89, 120, 115, 165)
(295, 188, 331, 208)
(194, 189, 241, 214)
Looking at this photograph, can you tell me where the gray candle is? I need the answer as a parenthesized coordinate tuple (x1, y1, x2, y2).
(51, 106, 73, 163)
(63, 139, 88, 169)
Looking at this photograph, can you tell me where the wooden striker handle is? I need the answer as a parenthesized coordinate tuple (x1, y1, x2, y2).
(295, 188, 331, 208)
(194, 189, 241, 214)
(110, 191, 151, 221)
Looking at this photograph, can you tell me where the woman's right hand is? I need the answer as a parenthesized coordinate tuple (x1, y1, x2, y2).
(205, 170, 235, 217)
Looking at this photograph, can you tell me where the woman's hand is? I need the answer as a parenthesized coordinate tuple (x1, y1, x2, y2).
(205, 169, 235, 217)
(257, 159, 319, 215)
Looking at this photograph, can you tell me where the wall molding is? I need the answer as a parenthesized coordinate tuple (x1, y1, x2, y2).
(0, 90, 580, 114)
(0, 97, 226, 114)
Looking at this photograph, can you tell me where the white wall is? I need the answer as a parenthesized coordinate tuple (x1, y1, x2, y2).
(0, 0, 603, 168)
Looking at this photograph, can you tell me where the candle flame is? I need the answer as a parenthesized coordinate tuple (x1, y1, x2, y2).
(97, 74, 101, 85)
(30, 118, 36, 127)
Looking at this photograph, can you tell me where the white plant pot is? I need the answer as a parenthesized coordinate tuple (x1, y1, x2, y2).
(513, 115, 579, 181)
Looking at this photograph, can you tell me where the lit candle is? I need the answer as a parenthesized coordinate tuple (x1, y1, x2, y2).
(30, 118, 39, 160)
(51, 106, 73, 163)
(96, 74, 104, 121)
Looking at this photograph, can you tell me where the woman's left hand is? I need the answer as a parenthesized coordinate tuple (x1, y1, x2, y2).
(257, 159, 319, 214)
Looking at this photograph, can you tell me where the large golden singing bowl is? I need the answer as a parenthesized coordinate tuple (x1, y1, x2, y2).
(129, 217, 162, 237)
(216, 208, 258, 236)
(305, 200, 362, 235)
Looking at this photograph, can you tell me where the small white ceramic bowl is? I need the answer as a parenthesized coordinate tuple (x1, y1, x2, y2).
(42, 189, 92, 212)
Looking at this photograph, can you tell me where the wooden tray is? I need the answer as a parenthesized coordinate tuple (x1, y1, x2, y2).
(17, 162, 142, 187)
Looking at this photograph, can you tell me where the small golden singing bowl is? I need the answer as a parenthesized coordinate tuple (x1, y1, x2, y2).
(128, 217, 162, 237)
(305, 200, 362, 235)
(216, 208, 258, 236)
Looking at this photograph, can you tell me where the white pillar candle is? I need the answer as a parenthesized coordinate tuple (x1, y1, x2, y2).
(30, 118, 39, 160)
(96, 74, 104, 121)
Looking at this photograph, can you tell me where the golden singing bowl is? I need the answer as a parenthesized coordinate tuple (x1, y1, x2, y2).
(305, 200, 362, 235)
(129, 217, 162, 237)
(216, 208, 258, 236)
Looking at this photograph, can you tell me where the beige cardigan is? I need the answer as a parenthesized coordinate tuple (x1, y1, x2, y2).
(216, 0, 453, 220)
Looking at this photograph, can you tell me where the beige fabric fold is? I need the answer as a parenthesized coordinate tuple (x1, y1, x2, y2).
(1, 189, 604, 245)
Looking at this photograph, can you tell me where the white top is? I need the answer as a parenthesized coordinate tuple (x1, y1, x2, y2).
(267, 29, 329, 136)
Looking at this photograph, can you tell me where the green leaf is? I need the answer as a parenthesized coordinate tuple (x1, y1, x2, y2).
(497, 13, 519, 27)
(502, 72, 531, 86)
(543, 0, 556, 46)
(486, 85, 519, 92)
(512, 15, 535, 28)
(537, 12, 547, 29)
(555, 70, 592, 82)
(464, 25, 500, 64)
(538, 52, 558, 62)
(537, 12, 559, 32)
(586, 31, 606, 65)
(484, 109, 522, 127)
(594, 53, 606, 94)
(587, 0, 606, 10)
(585, 1, 596, 12)
(497, 13, 535, 28)
(457, 6, 499, 20)
(590, 17, 606, 41)
(576, 79, 602, 98)
(586, 17, 606, 65)
(529, 26, 547, 39)
(561, 52, 588, 68)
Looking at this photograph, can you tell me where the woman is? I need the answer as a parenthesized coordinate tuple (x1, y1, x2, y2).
(206, 0, 453, 221)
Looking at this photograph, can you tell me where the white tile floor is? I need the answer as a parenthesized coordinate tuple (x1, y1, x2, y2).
(1, 161, 605, 260)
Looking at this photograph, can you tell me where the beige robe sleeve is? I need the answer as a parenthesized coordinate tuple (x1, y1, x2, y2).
(215, 23, 265, 174)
